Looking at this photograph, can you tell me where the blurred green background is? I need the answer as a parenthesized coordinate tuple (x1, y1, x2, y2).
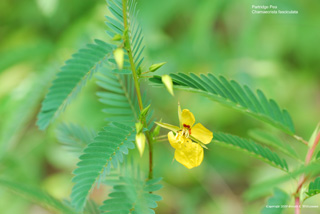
(0, 0, 319, 213)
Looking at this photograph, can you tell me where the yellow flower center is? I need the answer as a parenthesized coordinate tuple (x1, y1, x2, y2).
(180, 124, 191, 138)
(172, 131, 191, 149)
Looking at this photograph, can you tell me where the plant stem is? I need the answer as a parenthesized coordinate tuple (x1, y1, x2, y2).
(122, 0, 143, 111)
(122, 0, 153, 179)
(147, 134, 153, 179)
(294, 131, 320, 214)
(295, 197, 300, 214)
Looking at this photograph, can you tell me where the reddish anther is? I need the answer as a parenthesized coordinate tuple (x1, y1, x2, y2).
(183, 124, 190, 129)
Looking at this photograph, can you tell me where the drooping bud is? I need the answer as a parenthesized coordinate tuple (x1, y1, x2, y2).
(161, 75, 174, 96)
(113, 48, 124, 69)
(135, 133, 146, 157)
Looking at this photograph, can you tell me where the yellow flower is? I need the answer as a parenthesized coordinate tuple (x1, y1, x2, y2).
(168, 132, 204, 169)
(156, 104, 213, 169)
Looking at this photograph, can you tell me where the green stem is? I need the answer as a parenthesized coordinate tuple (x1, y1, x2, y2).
(122, 0, 143, 111)
(147, 133, 153, 180)
(122, 0, 153, 179)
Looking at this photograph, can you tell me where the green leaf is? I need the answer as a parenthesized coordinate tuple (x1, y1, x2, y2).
(0, 66, 55, 157)
(248, 129, 300, 161)
(213, 132, 289, 171)
(0, 179, 76, 214)
(55, 123, 97, 154)
(244, 161, 320, 201)
(70, 122, 135, 211)
(84, 200, 102, 214)
(316, 151, 320, 160)
(105, 0, 124, 38)
(100, 176, 162, 214)
(304, 177, 320, 201)
(96, 71, 140, 123)
(0, 40, 52, 72)
(261, 188, 289, 214)
(37, 39, 113, 130)
(96, 69, 154, 128)
(150, 73, 295, 134)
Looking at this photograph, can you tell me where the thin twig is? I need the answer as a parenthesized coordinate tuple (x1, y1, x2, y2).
(294, 135, 309, 146)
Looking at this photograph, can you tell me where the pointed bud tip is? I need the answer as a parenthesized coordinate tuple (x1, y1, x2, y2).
(140, 104, 151, 119)
(149, 62, 167, 72)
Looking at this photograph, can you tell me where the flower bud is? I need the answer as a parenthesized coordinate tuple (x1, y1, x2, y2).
(135, 133, 146, 157)
(113, 48, 124, 69)
(112, 34, 122, 41)
(161, 75, 174, 96)
(149, 62, 166, 72)
(140, 104, 151, 119)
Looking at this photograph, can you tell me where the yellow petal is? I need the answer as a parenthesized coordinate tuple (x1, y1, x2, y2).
(191, 123, 213, 144)
(174, 139, 204, 169)
(168, 131, 180, 149)
(181, 109, 195, 128)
